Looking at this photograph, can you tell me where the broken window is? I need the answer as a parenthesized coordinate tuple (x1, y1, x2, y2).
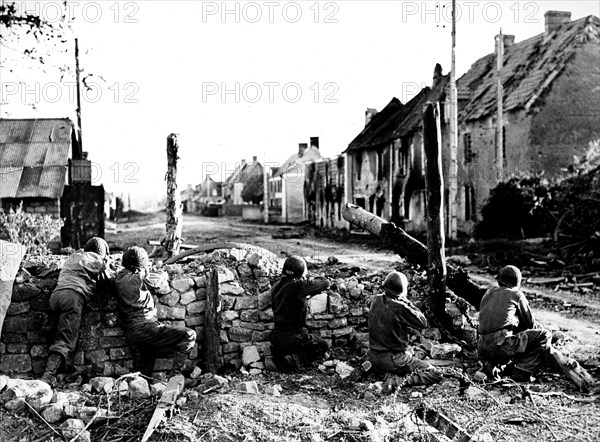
(465, 185, 476, 221)
(463, 133, 473, 163)
(400, 137, 410, 176)
(377, 150, 384, 181)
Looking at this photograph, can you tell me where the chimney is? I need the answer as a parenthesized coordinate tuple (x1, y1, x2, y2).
(503, 35, 515, 48)
(432, 63, 443, 87)
(545, 11, 571, 34)
(298, 143, 308, 157)
(241, 159, 246, 166)
(365, 108, 378, 126)
(252, 155, 257, 162)
(310, 137, 319, 149)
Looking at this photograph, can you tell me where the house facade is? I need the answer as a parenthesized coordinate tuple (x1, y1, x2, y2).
(268, 138, 322, 224)
(222, 156, 263, 206)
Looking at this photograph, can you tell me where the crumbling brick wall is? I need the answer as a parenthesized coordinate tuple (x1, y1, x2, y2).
(0, 249, 377, 379)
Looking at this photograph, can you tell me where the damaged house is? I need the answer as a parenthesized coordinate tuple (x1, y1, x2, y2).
(455, 11, 600, 229)
(344, 10, 600, 234)
(222, 156, 264, 208)
(345, 69, 448, 232)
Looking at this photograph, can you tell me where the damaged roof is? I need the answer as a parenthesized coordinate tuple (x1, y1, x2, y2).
(346, 75, 449, 152)
(0, 118, 74, 199)
(458, 15, 600, 122)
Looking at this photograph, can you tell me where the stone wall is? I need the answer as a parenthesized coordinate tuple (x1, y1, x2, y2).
(0, 249, 377, 380)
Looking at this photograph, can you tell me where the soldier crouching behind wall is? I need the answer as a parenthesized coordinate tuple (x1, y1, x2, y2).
(478, 265, 552, 382)
(368, 271, 443, 387)
(114, 246, 196, 381)
(270, 256, 330, 372)
(42, 237, 114, 387)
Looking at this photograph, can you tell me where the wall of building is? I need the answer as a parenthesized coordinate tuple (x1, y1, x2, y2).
(1, 198, 60, 218)
(282, 167, 305, 223)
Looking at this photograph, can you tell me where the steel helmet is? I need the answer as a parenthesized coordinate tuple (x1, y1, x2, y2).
(83, 237, 109, 258)
(497, 265, 522, 288)
(282, 256, 307, 278)
(122, 246, 150, 271)
(383, 271, 408, 297)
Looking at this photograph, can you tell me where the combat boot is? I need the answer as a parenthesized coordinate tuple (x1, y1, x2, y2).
(41, 353, 63, 388)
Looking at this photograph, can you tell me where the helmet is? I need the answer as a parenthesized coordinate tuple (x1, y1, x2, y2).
(383, 271, 408, 297)
(122, 246, 150, 271)
(83, 237, 109, 257)
(282, 256, 307, 278)
(497, 265, 522, 288)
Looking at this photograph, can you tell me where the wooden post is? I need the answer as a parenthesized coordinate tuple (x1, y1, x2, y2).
(448, 0, 458, 240)
(495, 30, 504, 183)
(423, 102, 447, 318)
(342, 203, 486, 309)
(263, 161, 269, 224)
(163, 134, 183, 258)
(204, 269, 221, 373)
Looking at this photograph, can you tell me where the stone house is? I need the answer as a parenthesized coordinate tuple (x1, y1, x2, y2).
(268, 138, 322, 224)
(344, 72, 448, 232)
(0, 118, 105, 247)
(343, 10, 599, 234)
(455, 11, 600, 230)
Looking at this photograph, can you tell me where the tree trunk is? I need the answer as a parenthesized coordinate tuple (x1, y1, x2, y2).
(423, 102, 447, 318)
(204, 270, 222, 373)
(163, 134, 183, 258)
(342, 203, 486, 309)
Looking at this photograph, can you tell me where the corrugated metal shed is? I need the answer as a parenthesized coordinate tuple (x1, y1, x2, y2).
(0, 119, 73, 199)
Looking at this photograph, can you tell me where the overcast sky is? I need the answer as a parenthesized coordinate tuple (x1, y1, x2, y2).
(2, 1, 599, 210)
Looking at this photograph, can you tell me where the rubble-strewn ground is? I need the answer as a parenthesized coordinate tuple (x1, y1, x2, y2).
(1, 214, 598, 441)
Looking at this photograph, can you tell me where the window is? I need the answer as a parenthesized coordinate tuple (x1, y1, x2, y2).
(377, 150, 384, 181)
(503, 126, 507, 160)
(465, 185, 476, 221)
(463, 133, 473, 163)
(355, 152, 363, 181)
(400, 137, 410, 176)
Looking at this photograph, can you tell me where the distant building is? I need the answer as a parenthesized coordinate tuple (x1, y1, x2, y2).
(222, 156, 263, 206)
(269, 138, 322, 223)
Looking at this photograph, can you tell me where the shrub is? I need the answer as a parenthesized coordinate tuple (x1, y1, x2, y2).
(0, 203, 64, 255)
(241, 174, 264, 205)
(475, 176, 552, 239)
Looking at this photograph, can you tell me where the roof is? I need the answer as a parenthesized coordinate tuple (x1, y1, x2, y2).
(273, 146, 323, 178)
(458, 15, 600, 122)
(346, 75, 449, 152)
(0, 118, 74, 199)
(224, 161, 263, 185)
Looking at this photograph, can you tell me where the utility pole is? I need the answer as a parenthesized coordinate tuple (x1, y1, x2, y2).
(496, 29, 504, 183)
(448, 0, 458, 240)
(74, 38, 83, 158)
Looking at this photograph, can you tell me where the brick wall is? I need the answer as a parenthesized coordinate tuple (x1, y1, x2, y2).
(0, 249, 375, 380)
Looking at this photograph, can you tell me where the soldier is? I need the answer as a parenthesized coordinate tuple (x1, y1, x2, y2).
(478, 265, 552, 382)
(368, 271, 442, 386)
(114, 246, 196, 380)
(42, 237, 114, 386)
(270, 256, 330, 371)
